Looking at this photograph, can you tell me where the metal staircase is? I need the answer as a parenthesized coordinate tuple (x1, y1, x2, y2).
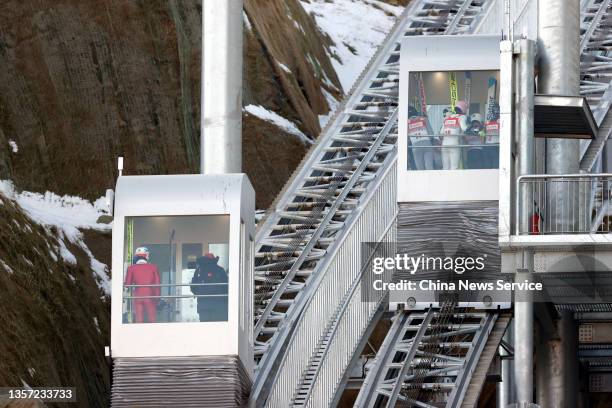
(353, 308, 509, 408)
(251, 0, 612, 407)
(580, 0, 612, 171)
(252, 1, 496, 405)
(580, 0, 612, 107)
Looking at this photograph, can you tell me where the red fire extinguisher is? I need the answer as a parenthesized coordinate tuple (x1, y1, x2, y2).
(529, 202, 541, 235)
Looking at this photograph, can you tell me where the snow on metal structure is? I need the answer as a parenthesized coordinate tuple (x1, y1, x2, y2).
(252, 1, 497, 406)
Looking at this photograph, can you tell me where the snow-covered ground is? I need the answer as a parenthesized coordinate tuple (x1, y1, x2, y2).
(0, 180, 111, 294)
(245, 104, 313, 144)
(301, 0, 403, 93)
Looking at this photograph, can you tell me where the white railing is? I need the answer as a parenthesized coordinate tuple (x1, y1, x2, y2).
(265, 160, 397, 407)
(473, 0, 538, 41)
(516, 173, 612, 235)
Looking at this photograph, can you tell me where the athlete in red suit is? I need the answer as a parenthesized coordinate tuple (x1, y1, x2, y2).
(125, 247, 161, 323)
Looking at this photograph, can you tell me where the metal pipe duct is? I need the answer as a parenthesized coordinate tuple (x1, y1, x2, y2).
(537, 0, 580, 96)
(514, 253, 534, 404)
(538, 0, 581, 231)
(517, 39, 536, 233)
(201, 0, 244, 174)
(536, 310, 579, 407)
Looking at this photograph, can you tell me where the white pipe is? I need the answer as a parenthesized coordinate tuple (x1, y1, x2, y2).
(201, 0, 244, 174)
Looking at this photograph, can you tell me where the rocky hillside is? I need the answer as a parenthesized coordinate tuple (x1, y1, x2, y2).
(0, 1, 406, 405)
(0, 0, 348, 209)
(0, 189, 111, 408)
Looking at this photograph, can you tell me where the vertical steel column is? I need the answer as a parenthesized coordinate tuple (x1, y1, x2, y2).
(514, 252, 534, 404)
(560, 310, 579, 407)
(512, 38, 537, 406)
(517, 39, 536, 233)
(499, 40, 515, 239)
(536, 310, 578, 407)
(498, 321, 515, 407)
(201, 0, 244, 174)
(536, 331, 563, 407)
(538, 0, 581, 232)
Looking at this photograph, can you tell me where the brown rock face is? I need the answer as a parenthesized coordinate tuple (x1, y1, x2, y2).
(244, 0, 342, 137)
(0, 0, 342, 207)
(0, 194, 110, 408)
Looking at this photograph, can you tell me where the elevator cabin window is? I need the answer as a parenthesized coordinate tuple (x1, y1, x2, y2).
(407, 70, 500, 171)
(122, 215, 230, 324)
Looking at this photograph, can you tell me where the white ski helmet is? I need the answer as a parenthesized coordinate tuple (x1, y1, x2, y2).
(454, 100, 468, 114)
(135, 247, 150, 260)
(470, 113, 483, 123)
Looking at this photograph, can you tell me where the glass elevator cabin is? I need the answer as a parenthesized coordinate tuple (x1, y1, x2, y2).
(110, 174, 255, 406)
(394, 35, 510, 310)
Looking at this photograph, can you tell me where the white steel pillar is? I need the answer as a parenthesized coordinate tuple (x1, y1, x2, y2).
(201, 0, 244, 174)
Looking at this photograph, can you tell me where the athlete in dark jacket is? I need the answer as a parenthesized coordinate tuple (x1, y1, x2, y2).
(191, 253, 228, 322)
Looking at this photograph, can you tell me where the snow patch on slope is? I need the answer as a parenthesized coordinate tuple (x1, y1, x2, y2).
(8, 140, 18, 153)
(244, 105, 312, 144)
(318, 87, 341, 128)
(0, 180, 111, 293)
(300, 0, 402, 93)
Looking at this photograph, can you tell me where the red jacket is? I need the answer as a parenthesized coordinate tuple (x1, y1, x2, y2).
(125, 263, 161, 297)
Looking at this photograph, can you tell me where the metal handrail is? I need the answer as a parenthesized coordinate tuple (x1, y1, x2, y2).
(410, 143, 499, 148)
(253, 0, 504, 404)
(515, 173, 612, 235)
(518, 173, 612, 180)
(125, 283, 227, 287)
(294, 214, 396, 406)
(252, 109, 399, 400)
(264, 159, 397, 406)
(124, 294, 227, 299)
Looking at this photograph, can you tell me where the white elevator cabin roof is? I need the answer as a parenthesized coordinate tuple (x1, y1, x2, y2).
(114, 173, 249, 217)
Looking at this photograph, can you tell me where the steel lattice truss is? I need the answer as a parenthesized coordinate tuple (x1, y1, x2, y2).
(580, 0, 612, 106)
(580, 0, 612, 171)
(354, 308, 498, 408)
(351, 4, 612, 407)
(252, 0, 612, 405)
(252, 0, 492, 394)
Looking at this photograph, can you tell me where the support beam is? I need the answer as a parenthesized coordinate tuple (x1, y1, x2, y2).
(201, 0, 243, 174)
(497, 321, 515, 407)
(536, 311, 578, 407)
(514, 251, 534, 404)
(560, 310, 579, 407)
(514, 290, 534, 403)
(538, 0, 581, 231)
(516, 39, 536, 233)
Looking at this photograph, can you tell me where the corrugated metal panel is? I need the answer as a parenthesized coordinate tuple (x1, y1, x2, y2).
(397, 201, 501, 282)
(111, 356, 251, 407)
